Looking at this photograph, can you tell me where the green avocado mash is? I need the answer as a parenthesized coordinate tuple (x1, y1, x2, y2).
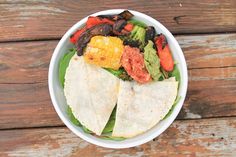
(144, 40, 161, 80)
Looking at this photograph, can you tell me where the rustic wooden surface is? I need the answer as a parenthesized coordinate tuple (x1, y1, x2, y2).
(1, 118, 236, 156)
(1, 0, 236, 42)
(0, 0, 236, 156)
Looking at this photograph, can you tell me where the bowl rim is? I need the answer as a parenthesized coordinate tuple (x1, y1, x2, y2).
(48, 9, 188, 149)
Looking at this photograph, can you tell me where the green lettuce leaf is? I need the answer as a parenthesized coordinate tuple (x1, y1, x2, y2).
(67, 106, 81, 126)
(168, 64, 180, 82)
(104, 68, 132, 81)
(67, 105, 118, 135)
(100, 132, 126, 141)
(102, 106, 116, 133)
(163, 96, 181, 120)
(59, 48, 76, 87)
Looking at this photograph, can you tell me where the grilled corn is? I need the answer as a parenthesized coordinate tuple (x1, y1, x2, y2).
(84, 36, 124, 70)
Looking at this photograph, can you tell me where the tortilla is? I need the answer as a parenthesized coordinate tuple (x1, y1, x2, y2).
(64, 55, 119, 135)
(112, 79, 178, 138)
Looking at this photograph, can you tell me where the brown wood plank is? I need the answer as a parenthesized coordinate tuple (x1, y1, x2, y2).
(0, 67, 236, 129)
(1, 34, 235, 84)
(0, 0, 236, 42)
(0, 82, 63, 129)
(178, 33, 236, 69)
(0, 118, 235, 156)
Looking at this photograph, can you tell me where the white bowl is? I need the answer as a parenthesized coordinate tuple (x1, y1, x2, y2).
(48, 9, 188, 149)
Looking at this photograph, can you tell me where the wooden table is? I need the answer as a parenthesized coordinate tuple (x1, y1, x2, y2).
(0, 1, 236, 156)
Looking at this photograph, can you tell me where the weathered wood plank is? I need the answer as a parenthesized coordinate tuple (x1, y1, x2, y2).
(0, 67, 236, 129)
(0, 82, 63, 129)
(0, 118, 235, 156)
(0, 41, 56, 84)
(0, 34, 235, 84)
(0, 0, 236, 41)
(178, 33, 236, 69)
(178, 67, 236, 119)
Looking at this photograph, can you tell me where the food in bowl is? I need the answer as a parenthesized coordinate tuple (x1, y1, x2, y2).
(59, 10, 181, 140)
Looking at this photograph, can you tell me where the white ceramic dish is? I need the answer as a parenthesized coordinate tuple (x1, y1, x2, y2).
(48, 9, 188, 149)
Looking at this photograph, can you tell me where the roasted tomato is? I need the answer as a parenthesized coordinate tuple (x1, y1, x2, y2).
(121, 46, 151, 83)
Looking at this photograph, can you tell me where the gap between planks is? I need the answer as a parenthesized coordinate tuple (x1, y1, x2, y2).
(0, 116, 236, 131)
(0, 31, 236, 44)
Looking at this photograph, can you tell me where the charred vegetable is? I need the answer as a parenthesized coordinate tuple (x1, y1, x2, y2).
(98, 10, 133, 21)
(119, 10, 134, 20)
(145, 26, 155, 43)
(155, 34, 174, 72)
(86, 16, 114, 28)
(130, 25, 146, 49)
(113, 19, 129, 35)
(123, 39, 140, 48)
(76, 24, 113, 56)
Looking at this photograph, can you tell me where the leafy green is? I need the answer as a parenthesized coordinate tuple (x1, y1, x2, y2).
(100, 135, 126, 141)
(67, 106, 92, 133)
(100, 132, 126, 141)
(128, 19, 147, 28)
(163, 96, 181, 120)
(67, 105, 118, 135)
(59, 48, 76, 87)
(144, 40, 162, 80)
(168, 64, 180, 82)
(82, 125, 93, 134)
(102, 106, 116, 133)
(104, 68, 132, 81)
(162, 65, 181, 119)
(67, 106, 81, 126)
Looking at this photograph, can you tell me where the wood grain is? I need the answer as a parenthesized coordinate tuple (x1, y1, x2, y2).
(0, 82, 63, 129)
(0, 67, 236, 129)
(1, 34, 235, 84)
(0, 0, 236, 42)
(0, 118, 235, 156)
(178, 33, 236, 69)
(0, 41, 56, 84)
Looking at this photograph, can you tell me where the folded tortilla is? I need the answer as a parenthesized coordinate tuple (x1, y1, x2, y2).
(64, 55, 119, 135)
(112, 79, 178, 138)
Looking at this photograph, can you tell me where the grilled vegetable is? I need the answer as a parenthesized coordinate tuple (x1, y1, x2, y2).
(124, 23, 134, 32)
(118, 10, 134, 20)
(123, 39, 140, 48)
(97, 10, 133, 21)
(86, 16, 114, 28)
(121, 45, 151, 83)
(145, 26, 155, 43)
(76, 24, 113, 56)
(155, 34, 174, 72)
(70, 27, 86, 44)
(113, 19, 129, 35)
(130, 25, 146, 49)
(84, 36, 124, 70)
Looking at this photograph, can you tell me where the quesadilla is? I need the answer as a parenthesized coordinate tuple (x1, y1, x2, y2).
(64, 55, 119, 135)
(112, 79, 178, 138)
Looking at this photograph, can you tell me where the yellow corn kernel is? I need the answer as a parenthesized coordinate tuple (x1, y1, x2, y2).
(84, 36, 124, 70)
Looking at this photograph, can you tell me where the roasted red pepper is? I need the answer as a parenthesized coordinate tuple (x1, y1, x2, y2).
(86, 16, 114, 28)
(155, 34, 174, 72)
(124, 23, 134, 32)
(70, 27, 86, 44)
(70, 16, 114, 44)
